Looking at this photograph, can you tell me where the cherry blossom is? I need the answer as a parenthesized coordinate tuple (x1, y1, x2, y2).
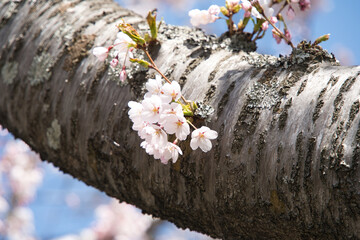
(161, 81, 181, 103)
(128, 101, 143, 122)
(144, 75, 163, 98)
(141, 95, 163, 123)
(188, 5, 220, 27)
(160, 142, 183, 164)
(287, 5, 296, 20)
(92, 47, 109, 61)
(128, 76, 218, 163)
(190, 126, 218, 152)
(162, 115, 190, 141)
(113, 32, 136, 53)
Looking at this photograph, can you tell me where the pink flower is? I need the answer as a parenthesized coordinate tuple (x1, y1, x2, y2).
(287, 5, 295, 20)
(244, 11, 251, 18)
(92, 47, 108, 61)
(190, 126, 218, 152)
(261, 21, 269, 30)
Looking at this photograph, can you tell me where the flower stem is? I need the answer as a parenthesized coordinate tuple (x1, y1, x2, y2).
(144, 49, 189, 104)
(187, 120, 197, 130)
(263, 15, 294, 49)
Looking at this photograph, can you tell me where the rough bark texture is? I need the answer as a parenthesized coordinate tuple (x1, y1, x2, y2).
(0, 1, 359, 239)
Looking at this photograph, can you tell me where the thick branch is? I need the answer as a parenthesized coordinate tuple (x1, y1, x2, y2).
(0, 1, 359, 239)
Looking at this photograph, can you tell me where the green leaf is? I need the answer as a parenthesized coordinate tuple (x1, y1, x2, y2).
(146, 10, 158, 40)
(117, 21, 146, 46)
(130, 58, 150, 68)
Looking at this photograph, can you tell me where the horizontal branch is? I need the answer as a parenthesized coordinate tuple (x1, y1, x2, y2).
(0, 0, 359, 239)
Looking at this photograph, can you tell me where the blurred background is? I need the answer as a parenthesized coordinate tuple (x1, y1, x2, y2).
(0, 0, 359, 239)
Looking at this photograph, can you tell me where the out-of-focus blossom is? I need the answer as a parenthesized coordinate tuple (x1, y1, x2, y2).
(287, 5, 296, 20)
(299, 0, 311, 11)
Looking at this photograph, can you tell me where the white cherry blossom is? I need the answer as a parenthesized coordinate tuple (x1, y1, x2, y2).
(160, 102, 183, 119)
(128, 101, 143, 122)
(188, 5, 219, 27)
(160, 142, 183, 164)
(161, 81, 181, 103)
(92, 47, 108, 61)
(144, 75, 163, 98)
(141, 95, 163, 123)
(190, 126, 218, 152)
(162, 115, 190, 141)
(113, 32, 135, 53)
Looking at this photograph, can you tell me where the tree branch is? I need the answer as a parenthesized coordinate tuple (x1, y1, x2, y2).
(0, 1, 359, 239)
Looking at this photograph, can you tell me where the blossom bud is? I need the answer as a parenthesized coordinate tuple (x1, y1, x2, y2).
(272, 29, 282, 44)
(241, 0, 252, 12)
(220, 6, 229, 16)
(120, 69, 127, 82)
(284, 29, 292, 41)
(244, 11, 251, 18)
(270, 16, 278, 24)
(261, 21, 269, 31)
(313, 34, 330, 46)
(299, 0, 311, 11)
(110, 58, 119, 68)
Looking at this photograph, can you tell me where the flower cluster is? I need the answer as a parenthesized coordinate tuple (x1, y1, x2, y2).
(188, 0, 314, 47)
(128, 75, 218, 164)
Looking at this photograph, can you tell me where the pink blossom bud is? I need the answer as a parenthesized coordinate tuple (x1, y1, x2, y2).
(285, 29, 292, 40)
(299, 0, 311, 11)
(241, 0, 252, 11)
(244, 10, 251, 18)
(110, 58, 119, 68)
(270, 16, 278, 24)
(287, 6, 295, 20)
(272, 29, 282, 44)
(261, 21, 269, 31)
(120, 69, 127, 82)
(92, 47, 109, 61)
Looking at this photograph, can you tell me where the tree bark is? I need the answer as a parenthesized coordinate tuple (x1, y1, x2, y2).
(0, 1, 359, 239)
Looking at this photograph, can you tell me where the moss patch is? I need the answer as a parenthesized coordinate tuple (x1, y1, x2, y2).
(28, 52, 55, 86)
(47, 119, 61, 150)
(1, 61, 18, 84)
